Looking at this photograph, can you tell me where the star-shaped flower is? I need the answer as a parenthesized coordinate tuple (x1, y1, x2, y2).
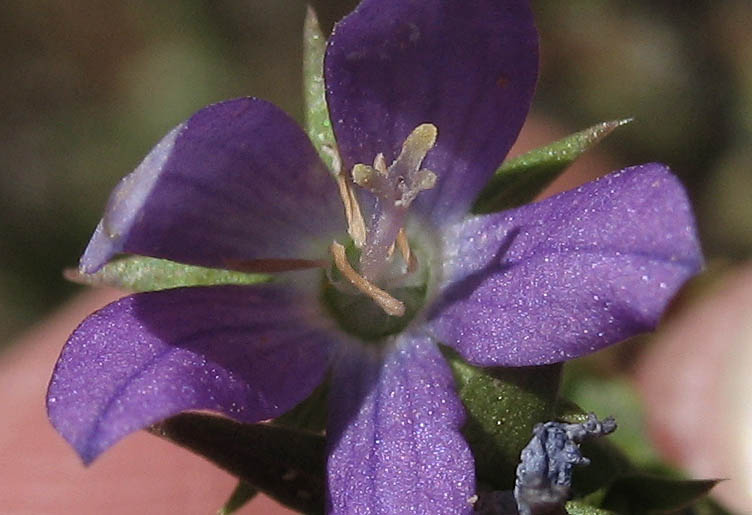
(47, 0, 702, 513)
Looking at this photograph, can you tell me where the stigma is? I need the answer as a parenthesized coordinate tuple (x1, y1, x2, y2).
(331, 124, 438, 317)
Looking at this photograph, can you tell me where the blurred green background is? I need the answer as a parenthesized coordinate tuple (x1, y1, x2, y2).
(1, 0, 750, 347)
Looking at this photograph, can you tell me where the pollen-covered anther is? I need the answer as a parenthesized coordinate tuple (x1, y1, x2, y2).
(352, 123, 438, 209)
(336, 172, 367, 248)
(396, 168, 436, 207)
(330, 241, 406, 317)
(396, 228, 416, 272)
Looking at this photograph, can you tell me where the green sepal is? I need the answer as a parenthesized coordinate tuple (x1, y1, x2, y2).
(472, 119, 631, 214)
(218, 481, 258, 515)
(150, 413, 326, 515)
(65, 256, 271, 292)
(565, 500, 617, 515)
(601, 475, 720, 514)
(442, 347, 561, 489)
(303, 6, 338, 172)
(691, 497, 735, 515)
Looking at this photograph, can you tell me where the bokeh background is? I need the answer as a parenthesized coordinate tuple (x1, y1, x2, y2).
(1, 0, 750, 512)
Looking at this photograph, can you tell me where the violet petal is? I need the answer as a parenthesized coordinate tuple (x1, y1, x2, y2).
(81, 98, 344, 273)
(47, 284, 336, 464)
(326, 335, 475, 514)
(430, 164, 703, 366)
(325, 0, 538, 222)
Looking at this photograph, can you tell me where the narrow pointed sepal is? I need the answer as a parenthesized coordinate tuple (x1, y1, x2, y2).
(152, 413, 326, 514)
(443, 347, 561, 490)
(564, 501, 618, 515)
(473, 119, 632, 214)
(303, 6, 338, 172)
(218, 482, 258, 515)
(600, 476, 720, 513)
(65, 256, 270, 292)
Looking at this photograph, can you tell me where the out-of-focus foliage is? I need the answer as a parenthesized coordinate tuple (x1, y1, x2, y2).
(533, 0, 751, 258)
(0, 0, 748, 350)
(0, 0, 339, 345)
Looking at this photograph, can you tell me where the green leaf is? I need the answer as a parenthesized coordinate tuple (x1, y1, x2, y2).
(691, 497, 735, 515)
(303, 6, 337, 172)
(218, 481, 258, 515)
(150, 413, 326, 514)
(565, 500, 617, 515)
(472, 119, 631, 214)
(65, 256, 271, 292)
(601, 475, 721, 514)
(442, 347, 562, 489)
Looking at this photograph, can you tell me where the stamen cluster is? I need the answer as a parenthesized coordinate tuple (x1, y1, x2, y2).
(330, 124, 439, 317)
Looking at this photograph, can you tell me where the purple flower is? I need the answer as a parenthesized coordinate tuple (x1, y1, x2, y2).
(47, 0, 702, 513)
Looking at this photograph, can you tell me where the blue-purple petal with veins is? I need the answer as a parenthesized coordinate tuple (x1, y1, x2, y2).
(325, 0, 538, 223)
(47, 284, 338, 463)
(81, 98, 344, 273)
(429, 164, 703, 366)
(327, 335, 475, 514)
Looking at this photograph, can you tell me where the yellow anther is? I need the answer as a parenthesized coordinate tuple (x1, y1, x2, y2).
(352, 163, 377, 189)
(373, 153, 388, 175)
(336, 172, 367, 248)
(396, 228, 416, 272)
(413, 169, 437, 191)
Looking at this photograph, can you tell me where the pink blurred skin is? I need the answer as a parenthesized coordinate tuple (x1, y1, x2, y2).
(0, 116, 610, 514)
(638, 264, 752, 513)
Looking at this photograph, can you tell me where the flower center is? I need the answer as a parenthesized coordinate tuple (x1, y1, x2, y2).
(322, 238, 430, 340)
(323, 124, 438, 340)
